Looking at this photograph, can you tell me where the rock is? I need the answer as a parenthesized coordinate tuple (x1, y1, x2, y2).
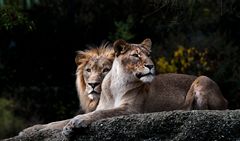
(4, 110, 240, 141)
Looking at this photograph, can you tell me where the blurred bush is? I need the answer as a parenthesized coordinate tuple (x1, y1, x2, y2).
(156, 46, 210, 74)
(0, 98, 24, 139)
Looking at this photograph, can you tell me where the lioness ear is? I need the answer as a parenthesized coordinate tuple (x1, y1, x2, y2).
(113, 39, 129, 56)
(141, 38, 152, 49)
(75, 51, 85, 66)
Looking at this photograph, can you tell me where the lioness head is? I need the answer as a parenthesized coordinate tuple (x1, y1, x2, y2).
(113, 38, 155, 83)
(75, 44, 114, 100)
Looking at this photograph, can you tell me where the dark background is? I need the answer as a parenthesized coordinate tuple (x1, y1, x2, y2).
(0, 0, 240, 139)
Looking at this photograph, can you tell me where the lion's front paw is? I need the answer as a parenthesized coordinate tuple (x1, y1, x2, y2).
(62, 115, 90, 137)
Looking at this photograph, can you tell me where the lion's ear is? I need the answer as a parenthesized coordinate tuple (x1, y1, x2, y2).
(141, 38, 152, 49)
(113, 39, 129, 56)
(75, 51, 85, 66)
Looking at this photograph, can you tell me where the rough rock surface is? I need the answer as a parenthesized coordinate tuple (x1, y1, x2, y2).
(4, 110, 240, 141)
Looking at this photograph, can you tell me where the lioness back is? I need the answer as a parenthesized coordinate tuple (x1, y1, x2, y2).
(145, 73, 197, 112)
(146, 73, 227, 111)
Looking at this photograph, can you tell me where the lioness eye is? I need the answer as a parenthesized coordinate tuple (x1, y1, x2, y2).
(103, 68, 110, 73)
(86, 68, 91, 72)
(132, 54, 139, 57)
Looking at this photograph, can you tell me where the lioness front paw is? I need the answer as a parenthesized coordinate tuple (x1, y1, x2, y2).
(62, 124, 74, 138)
(62, 115, 90, 137)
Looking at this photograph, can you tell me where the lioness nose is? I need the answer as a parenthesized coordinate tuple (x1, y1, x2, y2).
(145, 65, 154, 70)
(88, 82, 100, 88)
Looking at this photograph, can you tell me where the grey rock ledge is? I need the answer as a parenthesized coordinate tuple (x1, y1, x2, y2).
(4, 110, 240, 141)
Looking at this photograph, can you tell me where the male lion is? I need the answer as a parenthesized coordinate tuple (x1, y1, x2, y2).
(62, 38, 228, 137)
(75, 43, 114, 113)
(19, 44, 114, 135)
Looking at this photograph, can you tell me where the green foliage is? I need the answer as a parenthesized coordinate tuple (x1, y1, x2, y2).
(0, 5, 35, 31)
(156, 46, 210, 75)
(0, 98, 24, 139)
(108, 15, 135, 41)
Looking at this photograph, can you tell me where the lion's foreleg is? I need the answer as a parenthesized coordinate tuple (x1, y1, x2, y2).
(19, 119, 70, 136)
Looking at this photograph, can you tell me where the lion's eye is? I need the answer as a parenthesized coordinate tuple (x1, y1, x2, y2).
(86, 68, 91, 72)
(103, 68, 110, 73)
(131, 54, 139, 58)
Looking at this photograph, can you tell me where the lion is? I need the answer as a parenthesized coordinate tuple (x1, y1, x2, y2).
(75, 43, 114, 113)
(62, 38, 228, 137)
(19, 43, 114, 135)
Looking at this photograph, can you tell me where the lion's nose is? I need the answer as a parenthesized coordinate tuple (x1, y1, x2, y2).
(145, 65, 154, 70)
(88, 82, 100, 88)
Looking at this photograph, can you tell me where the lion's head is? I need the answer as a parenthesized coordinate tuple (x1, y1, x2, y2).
(75, 43, 114, 100)
(113, 38, 155, 83)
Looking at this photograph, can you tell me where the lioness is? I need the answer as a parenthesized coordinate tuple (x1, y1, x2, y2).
(62, 38, 228, 137)
(75, 43, 114, 113)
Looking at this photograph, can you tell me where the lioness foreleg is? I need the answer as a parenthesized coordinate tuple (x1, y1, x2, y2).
(62, 106, 133, 137)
